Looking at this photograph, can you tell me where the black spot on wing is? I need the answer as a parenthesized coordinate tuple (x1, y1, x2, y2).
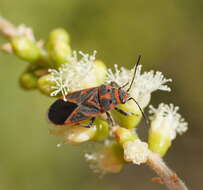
(70, 111, 88, 122)
(66, 91, 81, 99)
(100, 98, 111, 111)
(80, 104, 100, 114)
(48, 99, 77, 125)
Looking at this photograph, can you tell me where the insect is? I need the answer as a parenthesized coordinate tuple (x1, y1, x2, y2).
(48, 55, 147, 128)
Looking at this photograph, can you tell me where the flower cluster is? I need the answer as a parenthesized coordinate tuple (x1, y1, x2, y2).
(149, 103, 188, 140)
(0, 17, 188, 176)
(48, 51, 98, 100)
(47, 52, 187, 173)
(106, 64, 172, 108)
(148, 103, 188, 156)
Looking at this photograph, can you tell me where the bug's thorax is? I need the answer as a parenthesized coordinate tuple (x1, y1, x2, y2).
(98, 84, 129, 112)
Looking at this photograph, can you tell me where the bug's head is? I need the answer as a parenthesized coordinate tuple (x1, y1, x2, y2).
(109, 81, 129, 104)
(118, 87, 130, 104)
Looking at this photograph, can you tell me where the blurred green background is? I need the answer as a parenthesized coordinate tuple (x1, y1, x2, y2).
(0, 0, 202, 189)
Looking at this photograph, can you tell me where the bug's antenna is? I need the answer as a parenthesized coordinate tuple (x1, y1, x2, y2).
(128, 97, 149, 128)
(127, 55, 141, 92)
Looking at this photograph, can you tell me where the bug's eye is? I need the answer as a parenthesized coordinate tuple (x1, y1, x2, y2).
(109, 100, 112, 104)
(107, 89, 111, 92)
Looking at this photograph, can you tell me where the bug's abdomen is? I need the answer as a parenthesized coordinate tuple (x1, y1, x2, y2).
(98, 85, 121, 112)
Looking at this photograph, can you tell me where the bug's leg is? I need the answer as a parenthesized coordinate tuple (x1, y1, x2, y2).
(127, 97, 150, 126)
(114, 107, 138, 116)
(84, 117, 96, 128)
(106, 111, 115, 126)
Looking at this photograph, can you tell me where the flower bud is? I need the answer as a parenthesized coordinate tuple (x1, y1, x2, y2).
(114, 127, 137, 145)
(148, 130, 171, 157)
(19, 72, 37, 90)
(111, 100, 142, 129)
(85, 141, 124, 174)
(37, 74, 56, 96)
(11, 36, 40, 62)
(46, 41, 71, 68)
(148, 103, 188, 157)
(46, 29, 71, 68)
(65, 126, 97, 144)
(50, 124, 97, 145)
(94, 60, 107, 84)
(92, 119, 109, 141)
(123, 139, 149, 165)
(48, 28, 70, 44)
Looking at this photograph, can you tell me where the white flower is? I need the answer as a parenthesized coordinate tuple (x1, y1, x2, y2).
(149, 103, 188, 140)
(84, 142, 123, 175)
(84, 152, 106, 175)
(123, 139, 149, 165)
(48, 51, 97, 100)
(106, 64, 172, 108)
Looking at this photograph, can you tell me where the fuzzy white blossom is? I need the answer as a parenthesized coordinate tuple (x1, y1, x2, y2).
(84, 152, 106, 175)
(149, 103, 188, 140)
(48, 51, 98, 100)
(84, 142, 123, 175)
(106, 64, 172, 108)
(123, 139, 149, 165)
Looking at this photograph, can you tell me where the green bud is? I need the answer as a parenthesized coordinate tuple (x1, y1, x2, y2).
(111, 100, 142, 129)
(46, 41, 71, 68)
(114, 127, 137, 145)
(46, 28, 71, 68)
(48, 28, 70, 44)
(19, 72, 37, 90)
(37, 74, 55, 96)
(110, 141, 124, 162)
(92, 119, 109, 141)
(94, 60, 107, 84)
(148, 130, 171, 157)
(11, 36, 40, 62)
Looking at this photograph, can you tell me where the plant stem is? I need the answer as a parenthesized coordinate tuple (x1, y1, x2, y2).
(0, 43, 13, 54)
(0, 17, 35, 41)
(113, 125, 188, 190)
(0, 16, 17, 38)
(147, 151, 188, 190)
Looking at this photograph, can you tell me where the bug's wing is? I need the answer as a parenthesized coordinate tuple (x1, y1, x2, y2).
(65, 103, 101, 124)
(65, 87, 98, 104)
(64, 106, 99, 125)
(64, 88, 101, 125)
(79, 89, 101, 116)
(65, 108, 91, 124)
(48, 99, 78, 125)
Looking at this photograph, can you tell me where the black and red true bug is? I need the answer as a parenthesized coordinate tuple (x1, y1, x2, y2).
(48, 55, 147, 128)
